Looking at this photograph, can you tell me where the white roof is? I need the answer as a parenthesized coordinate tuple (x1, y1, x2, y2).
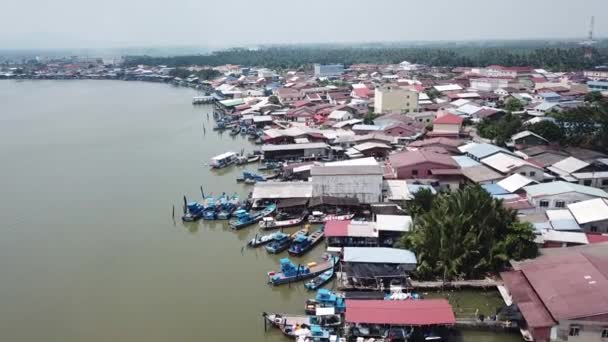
(252, 182, 313, 199)
(352, 124, 381, 131)
(211, 151, 237, 161)
(343, 247, 416, 264)
(450, 99, 471, 107)
(481, 152, 539, 173)
(325, 157, 379, 167)
(523, 181, 608, 198)
(328, 110, 351, 120)
(352, 83, 368, 89)
(375, 215, 413, 232)
(511, 130, 548, 143)
(457, 92, 481, 99)
(252, 115, 273, 122)
(384, 180, 411, 201)
(418, 93, 430, 101)
(567, 198, 608, 224)
(456, 103, 482, 115)
(497, 174, 536, 193)
(333, 119, 363, 128)
(541, 230, 588, 245)
(546, 210, 581, 231)
(434, 84, 463, 92)
(353, 142, 391, 152)
(551, 157, 590, 174)
(261, 142, 328, 152)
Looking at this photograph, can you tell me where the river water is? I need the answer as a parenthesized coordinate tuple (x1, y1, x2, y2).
(0, 80, 520, 342)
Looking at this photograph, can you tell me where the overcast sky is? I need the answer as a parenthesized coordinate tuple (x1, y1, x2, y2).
(1, 0, 606, 49)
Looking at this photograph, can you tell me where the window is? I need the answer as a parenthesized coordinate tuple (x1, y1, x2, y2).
(602, 179, 608, 186)
(520, 172, 526, 176)
(555, 201, 565, 208)
(530, 171, 536, 177)
(427, 170, 432, 176)
(569, 326, 580, 337)
(591, 226, 598, 233)
(412, 170, 418, 176)
(602, 327, 608, 338)
(539, 200, 550, 208)
(584, 180, 592, 186)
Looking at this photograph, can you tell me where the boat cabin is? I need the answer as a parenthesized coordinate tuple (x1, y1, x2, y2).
(210, 151, 238, 168)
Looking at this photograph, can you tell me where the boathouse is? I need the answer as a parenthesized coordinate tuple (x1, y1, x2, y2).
(344, 299, 456, 340)
(261, 142, 329, 161)
(338, 247, 417, 290)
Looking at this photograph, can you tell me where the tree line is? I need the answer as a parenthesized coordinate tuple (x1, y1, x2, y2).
(123, 45, 608, 71)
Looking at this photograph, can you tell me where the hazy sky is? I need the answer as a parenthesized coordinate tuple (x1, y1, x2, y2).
(1, 0, 606, 49)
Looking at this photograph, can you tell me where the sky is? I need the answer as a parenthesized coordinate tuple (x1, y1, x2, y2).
(0, 0, 606, 49)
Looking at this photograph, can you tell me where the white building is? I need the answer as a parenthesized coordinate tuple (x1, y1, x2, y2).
(374, 85, 419, 114)
(470, 78, 511, 92)
(523, 181, 608, 212)
(311, 159, 383, 203)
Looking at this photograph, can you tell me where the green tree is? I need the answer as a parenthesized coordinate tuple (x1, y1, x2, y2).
(363, 111, 378, 125)
(268, 95, 280, 105)
(526, 120, 563, 142)
(585, 91, 604, 104)
(405, 188, 435, 217)
(396, 185, 538, 280)
(504, 97, 524, 112)
(477, 113, 522, 146)
(425, 88, 441, 100)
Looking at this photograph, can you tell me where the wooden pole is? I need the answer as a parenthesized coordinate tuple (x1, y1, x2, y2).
(172, 205, 175, 219)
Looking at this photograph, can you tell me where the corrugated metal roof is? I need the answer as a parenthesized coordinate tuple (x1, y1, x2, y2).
(311, 164, 383, 176)
(252, 182, 312, 199)
(461, 143, 514, 160)
(481, 152, 540, 173)
(551, 157, 590, 174)
(452, 155, 481, 168)
(523, 181, 608, 198)
(375, 215, 412, 232)
(345, 299, 456, 325)
(497, 174, 536, 193)
(546, 210, 581, 231)
(568, 198, 608, 224)
(262, 142, 328, 152)
(343, 247, 416, 264)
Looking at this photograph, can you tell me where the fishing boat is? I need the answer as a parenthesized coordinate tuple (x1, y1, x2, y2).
(258, 161, 282, 171)
(288, 228, 325, 256)
(307, 211, 355, 223)
(304, 289, 346, 315)
(267, 255, 338, 286)
(259, 215, 305, 230)
(229, 204, 276, 230)
(263, 313, 341, 338)
(304, 268, 335, 291)
(265, 233, 292, 254)
(210, 152, 238, 169)
(217, 193, 240, 220)
(249, 232, 289, 248)
(181, 199, 205, 222)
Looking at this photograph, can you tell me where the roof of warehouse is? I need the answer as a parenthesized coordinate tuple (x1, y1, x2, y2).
(252, 182, 313, 199)
(343, 247, 416, 264)
(345, 299, 456, 325)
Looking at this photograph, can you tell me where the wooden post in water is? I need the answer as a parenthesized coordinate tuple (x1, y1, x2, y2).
(172, 205, 175, 219)
(183, 196, 188, 215)
(200, 186, 205, 198)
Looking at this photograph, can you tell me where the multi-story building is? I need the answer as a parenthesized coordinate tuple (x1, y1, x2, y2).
(313, 64, 344, 77)
(374, 85, 419, 114)
(584, 68, 608, 81)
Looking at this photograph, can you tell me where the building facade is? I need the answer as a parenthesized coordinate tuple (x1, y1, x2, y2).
(313, 64, 345, 77)
(374, 85, 419, 114)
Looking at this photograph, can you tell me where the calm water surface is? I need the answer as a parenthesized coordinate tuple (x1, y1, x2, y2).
(0, 80, 519, 342)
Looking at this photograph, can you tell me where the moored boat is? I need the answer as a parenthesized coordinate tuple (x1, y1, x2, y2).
(267, 255, 338, 286)
(304, 289, 346, 315)
(259, 215, 305, 230)
(210, 152, 238, 169)
(307, 211, 355, 223)
(288, 228, 325, 256)
(304, 267, 335, 291)
(249, 231, 289, 248)
(229, 204, 276, 230)
(265, 233, 292, 254)
(181, 199, 205, 222)
(263, 312, 341, 338)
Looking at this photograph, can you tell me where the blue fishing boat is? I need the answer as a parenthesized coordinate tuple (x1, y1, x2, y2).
(249, 232, 289, 248)
(263, 313, 340, 338)
(267, 255, 338, 286)
(288, 227, 325, 256)
(229, 204, 276, 230)
(217, 193, 240, 219)
(265, 233, 292, 254)
(304, 266, 335, 291)
(304, 289, 346, 315)
(181, 199, 205, 222)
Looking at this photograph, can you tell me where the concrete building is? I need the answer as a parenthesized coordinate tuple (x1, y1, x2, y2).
(470, 78, 511, 92)
(431, 113, 463, 137)
(523, 181, 608, 212)
(481, 152, 546, 182)
(311, 161, 383, 204)
(584, 68, 608, 81)
(568, 198, 608, 233)
(313, 64, 344, 77)
(388, 150, 459, 179)
(374, 85, 419, 114)
(501, 244, 608, 342)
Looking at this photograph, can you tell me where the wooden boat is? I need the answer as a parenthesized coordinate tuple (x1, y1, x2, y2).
(249, 232, 289, 248)
(210, 152, 238, 169)
(304, 289, 346, 315)
(263, 312, 340, 338)
(247, 155, 260, 163)
(259, 215, 305, 230)
(265, 233, 292, 254)
(304, 268, 335, 291)
(267, 255, 338, 286)
(229, 204, 276, 230)
(288, 228, 325, 256)
(181, 200, 204, 222)
(307, 211, 355, 223)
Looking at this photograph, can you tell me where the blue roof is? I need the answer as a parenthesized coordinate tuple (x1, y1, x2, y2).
(343, 247, 417, 265)
(452, 155, 481, 168)
(482, 183, 510, 196)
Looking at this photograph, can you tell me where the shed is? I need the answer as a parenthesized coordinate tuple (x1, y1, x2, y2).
(345, 300, 456, 326)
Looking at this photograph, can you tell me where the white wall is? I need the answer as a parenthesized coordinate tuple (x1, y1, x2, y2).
(312, 174, 383, 204)
(528, 192, 600, 212)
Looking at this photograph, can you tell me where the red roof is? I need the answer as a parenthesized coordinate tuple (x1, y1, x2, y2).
(389, 150, 458, 169)
(325, 220, 350, 238)
(433, 113, 464, 125)
(345, 299, 456, 326)
(586, 234, 608, 244)
(501, 271, 556, 328)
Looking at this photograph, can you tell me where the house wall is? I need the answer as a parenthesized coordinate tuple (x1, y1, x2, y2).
(374, 87, 419, 114)
(527, 192, 600, 212)
(312, 174, 383, 203)
(433, 123, 461, 134)
(576, 177, 608, 190)
(580, 220, 608, 234)
(553, 317, 608, 341)
(509, 165, 545, 182)
(393, 162, 457, 179)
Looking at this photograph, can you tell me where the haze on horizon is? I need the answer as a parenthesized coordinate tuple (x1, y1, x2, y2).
(1, 0, 607, 50)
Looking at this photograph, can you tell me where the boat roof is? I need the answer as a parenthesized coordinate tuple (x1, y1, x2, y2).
(212, 151, 237, 160)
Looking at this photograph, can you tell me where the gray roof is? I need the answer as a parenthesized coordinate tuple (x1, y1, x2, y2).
(252, 182, 313, 199)
(311, 165, 383, 176)
(343, 247, 417, 264)
(262, 142, 328, 152)
(460, 143, 514, 160)
(460, 165, 504, 183)
(523, 181, 608, 198)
